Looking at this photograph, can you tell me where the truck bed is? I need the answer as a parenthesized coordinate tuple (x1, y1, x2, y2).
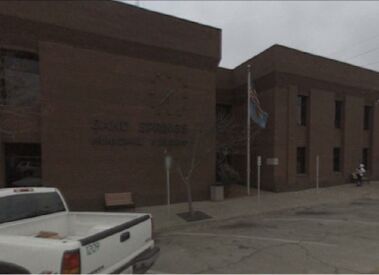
(0, 188, 157, 273)
(0, 211, 148, 241)
(0, 211, 154, 273)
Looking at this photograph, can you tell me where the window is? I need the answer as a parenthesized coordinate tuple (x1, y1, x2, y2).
(0, 78, 5, 103)
(333, 147, 341, 172)
(0, 192, 65, 224)
(364, 106, 372, 130)
(297, 95, 308, 126)
(216, 104, 232, 118)
(362, 148, 369, 170)
(297, 147, 306, 174)
(216, 104, 233, 182)
(0, 49, 39, 106)
(335, 101, 343, 128)
(216, 104, 233, 133)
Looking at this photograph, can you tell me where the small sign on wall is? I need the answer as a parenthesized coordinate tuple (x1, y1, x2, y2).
(266, 158, 279, 166)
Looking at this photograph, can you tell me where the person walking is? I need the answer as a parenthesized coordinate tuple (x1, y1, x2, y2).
(356, 163, 366, 187)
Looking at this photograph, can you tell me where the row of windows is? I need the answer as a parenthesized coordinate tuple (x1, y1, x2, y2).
(296, 147, 369, 174)
(297, 96, 373, 130)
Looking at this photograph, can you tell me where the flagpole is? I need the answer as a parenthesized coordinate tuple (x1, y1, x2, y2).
(247, 65, 251, 196)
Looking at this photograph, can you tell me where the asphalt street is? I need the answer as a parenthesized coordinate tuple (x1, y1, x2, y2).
(151, 197, 379, 273)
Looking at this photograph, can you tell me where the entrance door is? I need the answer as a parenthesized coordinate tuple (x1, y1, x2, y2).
(4, 143, 41, 187)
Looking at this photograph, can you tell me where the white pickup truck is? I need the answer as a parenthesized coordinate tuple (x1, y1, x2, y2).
(0, 187, 159, 274)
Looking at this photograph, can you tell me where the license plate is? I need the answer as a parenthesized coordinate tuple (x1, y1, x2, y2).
(85, 241, 100, 256)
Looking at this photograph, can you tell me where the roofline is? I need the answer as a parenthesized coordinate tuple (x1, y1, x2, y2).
(112, 0, 222, 32)
(217, 67, 233, 72)
(231, 43, 379, 75)
(231, 44, 277, 71)
(275, 44, 379, 74)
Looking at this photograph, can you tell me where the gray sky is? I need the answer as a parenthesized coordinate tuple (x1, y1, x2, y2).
(122, 1, 379, 71)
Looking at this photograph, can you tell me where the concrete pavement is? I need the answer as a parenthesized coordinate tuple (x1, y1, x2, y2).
(153, 195, 379, 273)
(136, 182, 379, 232)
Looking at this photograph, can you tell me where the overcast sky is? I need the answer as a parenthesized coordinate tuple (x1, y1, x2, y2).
(122, 1, 379, 71)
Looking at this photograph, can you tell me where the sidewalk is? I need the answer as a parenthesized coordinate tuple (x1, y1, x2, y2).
(136, 182, 379, 233)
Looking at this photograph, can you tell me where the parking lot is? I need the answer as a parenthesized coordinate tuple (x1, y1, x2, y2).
(152, 196, 379, 273)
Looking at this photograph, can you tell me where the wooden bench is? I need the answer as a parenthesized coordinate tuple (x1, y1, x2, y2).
(104, 192, 135, 210)
(363, 176, 370, 184)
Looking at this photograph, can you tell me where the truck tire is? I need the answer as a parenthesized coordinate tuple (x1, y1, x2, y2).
(0, 262, 30, 274)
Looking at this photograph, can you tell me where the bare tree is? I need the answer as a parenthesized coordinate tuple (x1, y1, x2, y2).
(171, 108, 262, 218)
(175, 123, 213, 216)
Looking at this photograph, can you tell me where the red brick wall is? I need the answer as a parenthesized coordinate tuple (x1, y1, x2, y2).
(217, 45, 379, 192)
(0, 1, 220, 64)
(0, 1, 220, 209)
(39, 42, 216, 210)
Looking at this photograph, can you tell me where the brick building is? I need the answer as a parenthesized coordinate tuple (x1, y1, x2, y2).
(0, 1, 220, 209)
(1, 1, 379, 210)
(217, 45, 379, 192)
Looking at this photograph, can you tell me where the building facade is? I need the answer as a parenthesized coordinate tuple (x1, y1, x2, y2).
(217, 45, 379, 192)
(1, 1, 379, 210)
(0, 1, 221, 210)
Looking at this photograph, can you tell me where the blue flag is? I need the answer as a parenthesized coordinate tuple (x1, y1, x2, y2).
(249, 89, 268, 128)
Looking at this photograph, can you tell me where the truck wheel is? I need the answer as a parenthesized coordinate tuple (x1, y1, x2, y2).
(0, 262, 30, 274)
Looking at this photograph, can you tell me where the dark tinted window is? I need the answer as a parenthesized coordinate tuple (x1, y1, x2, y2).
(362, 148, 369, 170)
(297, 147, 306, 174)
(0, 49, 40, 106)
(297, 96, 308, 126)
(0, 192, 65, 224)
(364, 106, 372, 130)
(333, 147, 341, 172)
(216, 104, 232, 118)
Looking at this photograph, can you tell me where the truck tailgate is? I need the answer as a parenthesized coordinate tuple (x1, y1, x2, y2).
(79, 214, 153, 274)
